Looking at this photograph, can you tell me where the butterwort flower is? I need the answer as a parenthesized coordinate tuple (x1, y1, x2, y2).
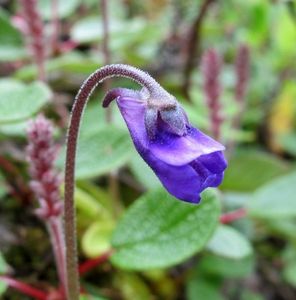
(103, 86, 227, 204)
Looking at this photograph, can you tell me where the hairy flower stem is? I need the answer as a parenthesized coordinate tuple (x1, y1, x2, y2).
(65, 64, 170, 300)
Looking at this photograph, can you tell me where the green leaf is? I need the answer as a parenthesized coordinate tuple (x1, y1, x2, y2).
(248, 172, 296, 218)
(0, 80, 51, 124)
(58, 125, 133, 179)
(199, 254, 254, 278)
(82, 220, 114, 258)
(111, 188, 220, 270)
(0, 9, 26, 61)
(207, 225, 253, 259)
(187, 277, 224, 300)
(38, 0, 80, 20)
(221, 150, 289, 192)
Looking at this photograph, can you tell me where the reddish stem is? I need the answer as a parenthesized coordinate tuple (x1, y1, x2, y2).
(182, 0, 216, 100)
(0, 276, 47, 300)
(50, 0, 59, 55)
(79, 250, 113, 276)
(220, 208, 247, 224)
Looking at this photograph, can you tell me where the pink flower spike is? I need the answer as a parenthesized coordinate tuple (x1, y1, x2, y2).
(201, 48, 223, 141)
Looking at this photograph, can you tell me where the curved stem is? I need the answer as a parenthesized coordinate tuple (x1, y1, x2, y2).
(64, 64, 167, 300)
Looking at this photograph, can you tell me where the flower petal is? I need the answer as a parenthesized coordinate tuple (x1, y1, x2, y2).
(116, 96, 149, 149)
(149, 126, 225, 166)
(144, 153, 204, 203)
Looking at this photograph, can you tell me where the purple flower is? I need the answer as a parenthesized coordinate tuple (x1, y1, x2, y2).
(103, 87, 227, 204)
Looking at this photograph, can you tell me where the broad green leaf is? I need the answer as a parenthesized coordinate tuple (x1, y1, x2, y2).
(221, 150, 289, 191)
(0, 80, 51, 124)
(38, 0, 80, 20)
(187, 277, 224, 300)
(207, 225, 252, 259)
(58, 125, 133, 179)
(0, 9, 26, 61)
(111, 189, 220, 270)
(0, 120, 28, 137)
(248, 172, 296, 218)
(82, 220, 114, 258)
(199, 254, 254, 278)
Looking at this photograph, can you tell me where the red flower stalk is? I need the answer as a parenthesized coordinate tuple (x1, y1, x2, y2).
(20, 0, 46, 81)
(26, 115, 66, 297)
(220, 208, 247, 224)
(202, 48, 223, 140)
(235, 44, 250, 103)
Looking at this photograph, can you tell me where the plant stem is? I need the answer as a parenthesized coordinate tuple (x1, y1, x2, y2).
(201, 48, 223, 141)
(0, 276, 47, 300)
(79, 250, 113, 275)
(182, 0, 216, 100)
(64, 64, 166, 300)
(47, 217, 67, 298)
(50, 0, 59, 55)
(20, 0, 46, 81)
(220, 208, 247, 224)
